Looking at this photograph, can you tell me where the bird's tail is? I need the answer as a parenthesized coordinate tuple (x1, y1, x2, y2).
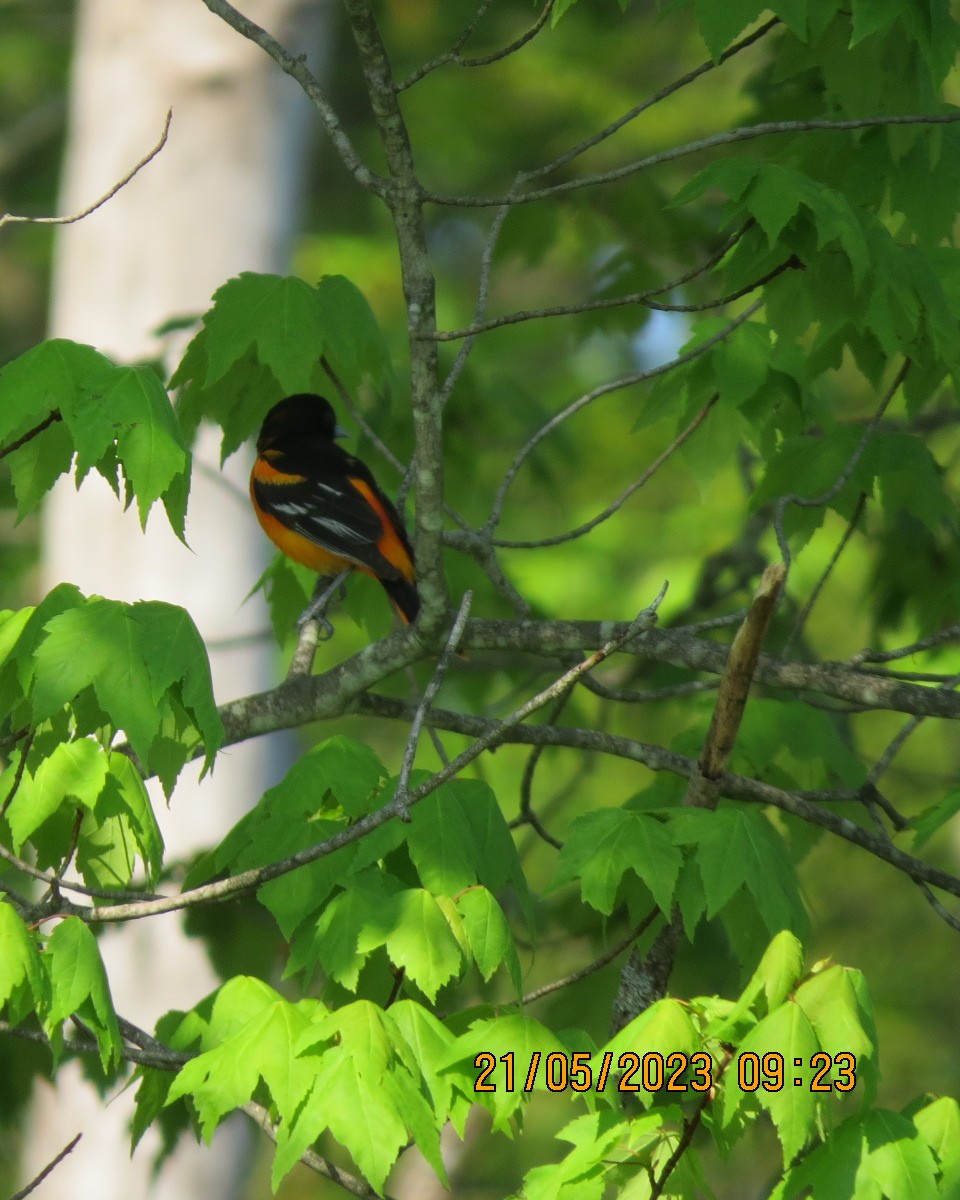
(381, 576, 421, 624)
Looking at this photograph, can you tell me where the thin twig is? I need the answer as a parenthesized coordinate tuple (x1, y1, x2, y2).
(868, 674, 960, 786)
(400, 0, 555, 90)
(424, 113, 960, 208)
(243, 1101, 391, 1199)
(393, 591, 473, 818)
(521, 909, 659, 1005)
(395, 0, 495, 90)
(783, 493, 866, 655)
(319, 355, 472, 540)
(456, 0, 554, 68)
(485, 300, 762, 536)
(495, 394, 718, 548)
(516, 691, 573, 850)
(774, 361, 909, 569)
(578, 674, 719, 705)
(850, 622, 960, 665)
(7, 1134, 82, 1200)
(321, 356, 405, 474)
(525, 19, 781, 182)
(425, 225, 751, 342)
(0, 840, 160, 903)
(0, 413, 63, 462)
(200, 1, 385, 195)
(915, 882, 960, 934)
(649, 1049, 733, 1200)
(672, 610, 749, 633)
(0, 731, 33, 818)
(0, 110, 172, 230)
(438, 184, 518, 407)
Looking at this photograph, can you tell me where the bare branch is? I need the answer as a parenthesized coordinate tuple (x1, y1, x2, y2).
(516, 690, 573, 850)
(393, 590, 473, 818)
(395, 0, 495, 91)
(438, 184, 518, 405)
(783, 493, 867, 655)
(0, 731, 33, 818)
(868, 674, 960, 786)
(850, 622, 960, 666)
(0, 412, 62, 462)
(7, 1134, 82, 1200)
(424, 112, 960, 208)
(397, 0, 555, 90)
(0, 110, 172, 230)
(774, 360, 909, 568)
(199, 1, 385, 195)
(494, 394, 718, 549)
(649, 1050, 733, 1200)
(425, 224, 751, 342)
(521, 909, 659, 1005)
(484, 299, 762, 536)
(243, 1101, 392, 1199)
(0, 836, 159, 903)
(526, 19, 780, 182)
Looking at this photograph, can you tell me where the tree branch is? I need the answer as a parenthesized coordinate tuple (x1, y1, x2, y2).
(340, 0, 446, 627)
(397, 0, 555, 90)
(483, 300, 762, 536)
(359, 693, 960, 902)
(424, 112, 960, 207)
(428, 247, 793, 343)
(774, 360, 909, 567)
(0, 412, 63, 462)
(493, 394, 718, 549)
(0, 110, 171, 230)
(243, 1101, 393, 1200)
(521, 909, 659, 1005)
(7, 1134, 82, 1200)
(198, 0, 385, 195)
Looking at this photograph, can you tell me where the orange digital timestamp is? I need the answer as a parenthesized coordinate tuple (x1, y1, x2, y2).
(473, 1051, 857, 1094)
(733, 1051, 857, 1092)
(473, 1051, 715, 1094)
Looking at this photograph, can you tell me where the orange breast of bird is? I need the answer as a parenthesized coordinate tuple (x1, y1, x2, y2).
(249, 458, 354, 577)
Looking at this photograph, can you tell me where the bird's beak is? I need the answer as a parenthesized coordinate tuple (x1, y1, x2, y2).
(334, 422, 349, 440)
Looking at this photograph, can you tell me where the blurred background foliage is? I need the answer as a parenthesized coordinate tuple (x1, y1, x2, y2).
(2, 0, 960, 1196)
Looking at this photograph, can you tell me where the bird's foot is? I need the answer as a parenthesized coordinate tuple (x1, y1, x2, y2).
(297, 571, 350, 636)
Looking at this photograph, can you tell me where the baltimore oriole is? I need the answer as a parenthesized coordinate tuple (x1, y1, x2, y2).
(250, 393, 420, 626)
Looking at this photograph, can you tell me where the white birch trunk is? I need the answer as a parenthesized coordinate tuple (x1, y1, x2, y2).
(20, 2, 326, 1195)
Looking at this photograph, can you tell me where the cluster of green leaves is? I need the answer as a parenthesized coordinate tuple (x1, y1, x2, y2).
(0, 339, 191, 534)
(1, 905, 121, 1069)
(45, 724, 900, 1196)
(190, 737, 529, 1001)
(554, 800, 807, 959)
(172, 272, 394, 461)
(0, 581, 220, 886)
(631, 0, 960, 638)
(107, 909, 950, 1197)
